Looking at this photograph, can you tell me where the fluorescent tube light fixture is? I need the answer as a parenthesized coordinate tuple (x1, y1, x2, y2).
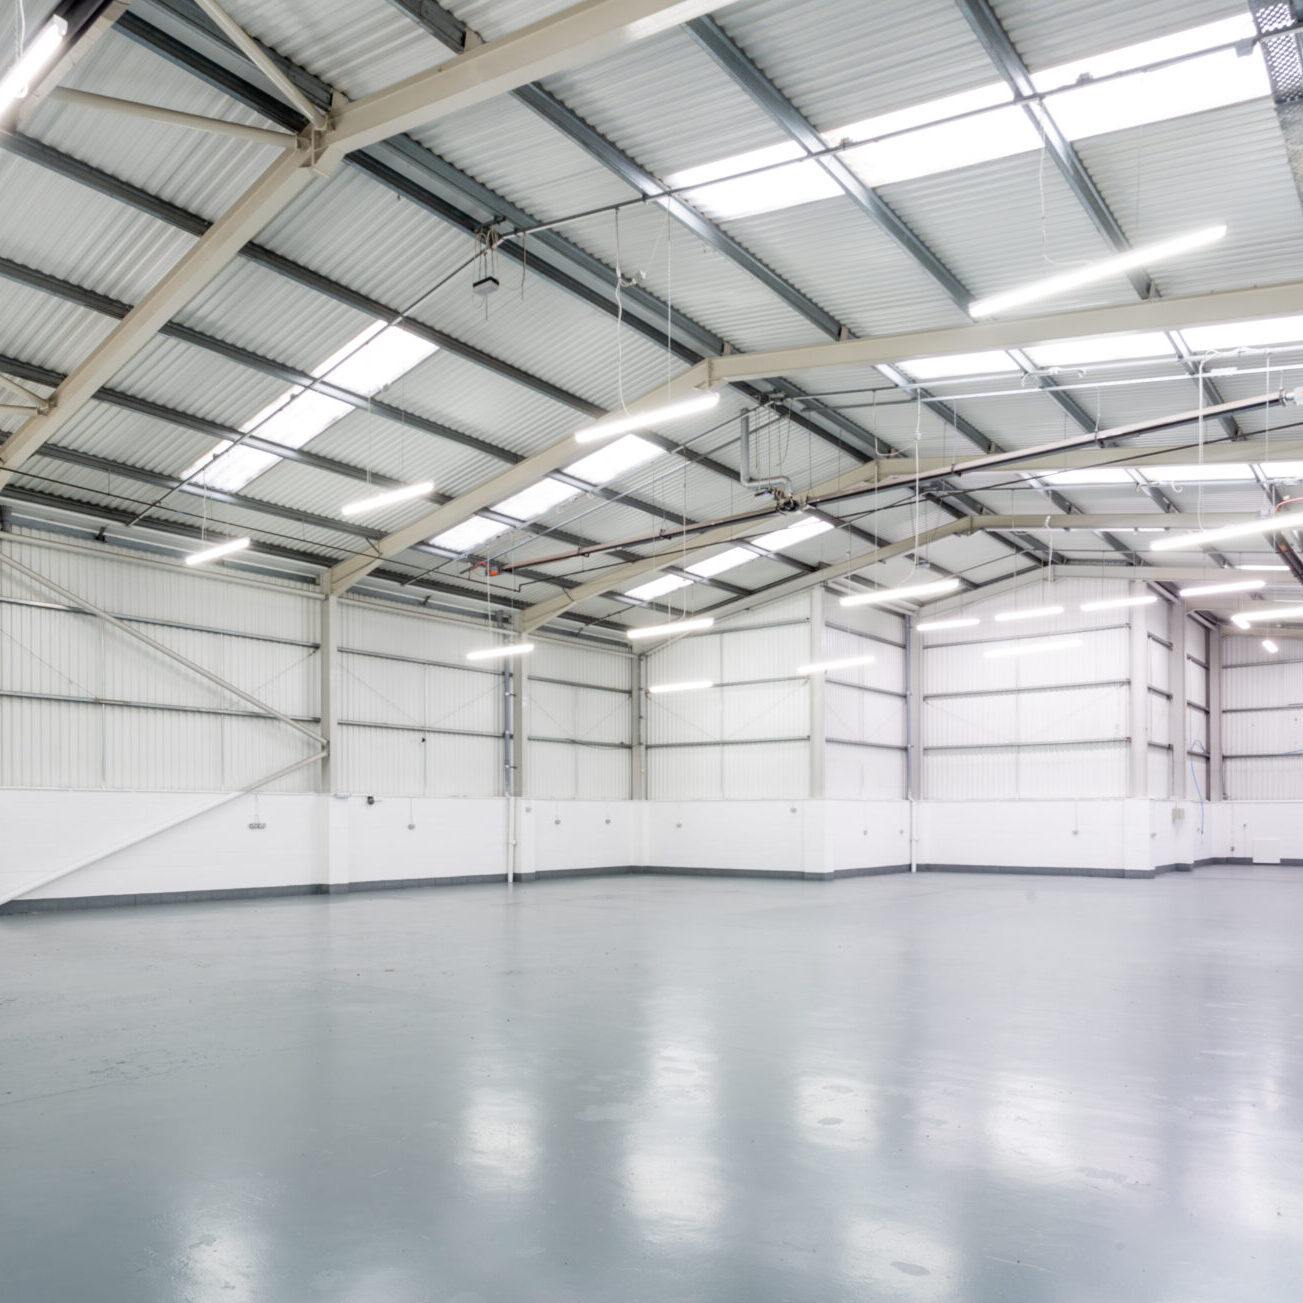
(185, 537, 250, 566)
(1080, 595, 1157, 611)
(1263, 639, 1280, 654)
(574, 391, 720, 444)
(1150, 510, 1303, 552)
(969, 224, 1227, 318)
(0, 16, 67, 109)
(915, 616, 980, 631)
(797, 654, 876, 675)
(840, 577, 960, 608)
(993, 605, 1064, 622)
(1231, 605, 1303, 629)
(985, 638, 1084, 659)
(626, 617, 714, 642)
(753, 516, 834, 553)
(1179, 579, 1266, 598)
(647, 679, 714, 695)
(341, 480, 434, 517)
(1237, 564, 1290, 571)
(466, 642, 535, 662)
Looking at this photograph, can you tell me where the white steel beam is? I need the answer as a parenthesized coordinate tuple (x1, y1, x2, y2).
(45, 87, 296, 147)
(320, 0, 722, 164)
(701, 281, 1303, 386)
(0, 0, 715, 495)
(190, 0, 328, 129)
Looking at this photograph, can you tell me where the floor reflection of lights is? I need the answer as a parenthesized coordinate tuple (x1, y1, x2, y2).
(461, 1086, 538, 1194)
(795, 1074, 876, 1148)
(840, 1216, 957, 1299)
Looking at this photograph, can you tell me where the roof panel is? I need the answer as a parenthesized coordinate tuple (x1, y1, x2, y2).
(989, 0, 1243, 73)
(0, 149, 195, 305)
(719, 195, 971, 337)
(215, 0, 448, 98)
(539, 26, 784, 178)
(1076, 100, 1303, 300)
(0, 278, 115, 374)
(24, 30, 285, 220)
(879, 151, 1129, 315)
(713, 0, 1002, 132)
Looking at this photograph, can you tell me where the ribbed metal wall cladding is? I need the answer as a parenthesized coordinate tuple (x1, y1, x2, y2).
(647, 740, 809, 800)
(927, 741, 1130, 798)
(0, 537, 321, 792)
(715, 0, 1002, 132)
(925, 683, 1128, 748)
(1225, 757, 1303, 801)
(825, 744, 906, 800)
(990, 0, 1241, 72)
(529, 740, 630, 800)
(338, 727, 501, 797)
(213, 0, 447, 98)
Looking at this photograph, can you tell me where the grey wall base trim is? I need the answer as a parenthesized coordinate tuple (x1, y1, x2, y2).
(12, 857, 1273, 914)
(0, 882, 330, 913)
(916, 863, 1153, 880)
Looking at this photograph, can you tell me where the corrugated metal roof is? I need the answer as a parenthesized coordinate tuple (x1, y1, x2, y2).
(539, 26, 784, 178)
(175, 257, 379, 374)
(107, 334, 291, 427)
(0, 148, 196, 305)
(1076, 99, 1303, 299)
(48, 400, 217, 476)
(26, 30, 284, 219)
(880, 150, 1131, 314)
(216, 0, 449, 99)
(989, 0, 1243, 73)
(409, 93, 637, 224)
(712, 0, 1003, 132)
(720, 194, 970, 337)
(0, 277, 115, 373)
(549, 204, 830, 355)
(445, 0, 577, 41)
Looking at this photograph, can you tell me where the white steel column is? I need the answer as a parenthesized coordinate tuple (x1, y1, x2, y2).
(1169, 600, 1189, 800)
(319, 589, 350, 892)
(630, 653, 646, 801)
(1209, 624, 1225, 801)
(808, 590, 826, 800)
(1129, 583, 1150, 797)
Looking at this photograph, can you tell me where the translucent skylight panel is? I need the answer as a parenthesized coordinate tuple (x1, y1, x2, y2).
(492, 477, 581, 521)
(901, 350, 1020, 380)
(624, 573, 693, 602)
(194, 445, 281, 493)
(754, 516, 834, 552)
(179, 320, 438, 494)
(1259, 462, 1303, 479)
(1180, 315, 1303, 352)
(1033, 17, 1268, 141)
(685, 546, 755, 578)
(664, 141, 842, 220)
(429, 515, 510, 552)
(1026, 332, 1177, 367)
(840, 103, 1038, 189)
(1040, 467, 1137, 486)
(1141, 464, 1256, 483)
(565, 435, 663, 485)
(324, 324, 439, 395)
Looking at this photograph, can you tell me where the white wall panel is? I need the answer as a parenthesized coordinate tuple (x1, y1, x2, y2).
(1147, 692, 1172, 747)
(925, 684, 1127, 747)
(825, 683, 906, 748)
(825, 743, 906, 799)
(529, 681, 629, 746)
(0, 698, 103, 788)
(925, 626, 1128, 694)
(528, 742, 630, 801)
(529, 637, 631, 690)
(1148, 747, 1172, 800)
(1225, 757, 1303, 801)
(337, 725, 500, 797)
(1224, 659, 1303, 710)
(1147, 637, 1171, 694)
(926, 742, 1128, 799)
(1223, 709, 1303, 756)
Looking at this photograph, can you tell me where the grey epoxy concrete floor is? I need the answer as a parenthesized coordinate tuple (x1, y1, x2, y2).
(3, 869, 1303, 1302)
